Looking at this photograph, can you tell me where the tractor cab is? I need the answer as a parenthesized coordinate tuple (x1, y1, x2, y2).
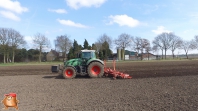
(79, 50, 96, 60)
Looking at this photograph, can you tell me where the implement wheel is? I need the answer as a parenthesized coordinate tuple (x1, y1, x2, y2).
(88, 62, 104, 78)
(63, 67, 76, 79)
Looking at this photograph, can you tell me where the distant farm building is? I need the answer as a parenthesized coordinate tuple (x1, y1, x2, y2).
(46, 49, 67, 61)
(116, 49, 156, 60)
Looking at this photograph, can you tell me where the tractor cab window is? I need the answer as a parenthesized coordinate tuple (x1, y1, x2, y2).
(91, 52, 95, 58)
(82, 52, 91, 59)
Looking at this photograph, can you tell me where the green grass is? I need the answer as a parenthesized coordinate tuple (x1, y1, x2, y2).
(106, 58, 197, 64)
(0, 61, 63, 66)
(1, 58, 197, 66)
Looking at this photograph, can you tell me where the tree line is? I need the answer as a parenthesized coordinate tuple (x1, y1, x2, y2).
(0, 28, 50, 63)
(1, 27, 198, 63)
(0, 48, 47, 62)
(0, 28, 26, 63)
(55, 34, 112, 61)
(152, 33, 198, 59)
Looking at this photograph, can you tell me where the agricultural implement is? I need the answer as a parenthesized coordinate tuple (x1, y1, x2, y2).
(51, 50, 132, 79)
(104, 60, 132, 79)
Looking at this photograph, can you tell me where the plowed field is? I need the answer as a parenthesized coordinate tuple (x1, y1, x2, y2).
(0, 60, 198, 111)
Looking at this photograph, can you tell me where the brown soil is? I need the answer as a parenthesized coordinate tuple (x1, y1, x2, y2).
(0, 60, 198, 110)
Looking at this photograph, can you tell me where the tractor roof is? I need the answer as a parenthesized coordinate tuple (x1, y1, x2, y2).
(81, 50, 95, 52)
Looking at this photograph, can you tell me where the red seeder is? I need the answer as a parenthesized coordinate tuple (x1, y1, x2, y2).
(104, 60, 132, 79)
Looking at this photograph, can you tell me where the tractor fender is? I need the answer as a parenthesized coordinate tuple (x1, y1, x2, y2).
(64, 65, 77, 72)
(86, 59, 104, 66)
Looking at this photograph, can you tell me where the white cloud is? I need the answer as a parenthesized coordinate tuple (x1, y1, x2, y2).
(152, 26, 172, 35)
(107, 14, 140, 27)
(66, 0, 107, 9)
(24, 36, 33, 49)
(0, 10, 20, 21)
(57, 19, 89, 28)
(0, 0, 28, 14)
(48, 9, 67, 14)
(24, 36, 33, 43)
(0, 0, 28, 21)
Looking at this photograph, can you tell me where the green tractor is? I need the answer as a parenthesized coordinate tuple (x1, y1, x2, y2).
(54, 50, 104, 79)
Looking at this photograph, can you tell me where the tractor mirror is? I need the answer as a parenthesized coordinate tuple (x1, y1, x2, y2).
(77, 53, 82, 58)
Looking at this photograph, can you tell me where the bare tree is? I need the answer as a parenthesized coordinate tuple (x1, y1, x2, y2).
(93, 42, 102, 52)
(170, 35, 182, 59)
(132, 37, 150, 60)
(95, 34, 113, 54)
(54, 35, 72, 61)
(114, 33, 133, 60)
(152, 36, 164, 59)
(152, 45, 159, 59)
(179, 40, 195, 59)
(194, 35, 198, 49)
(139, 38, 150, 60)
(32, 33, 50, 62)
(153, 32, 174, 59)
(97, 34, 113, 49)
(161, 32, 174, 59)
(132, 37, 141, 59)
(9, 28, 26, 63)
(145, 44, 151, 60)
(152, 45, 159, 54)
(0, 28, 9, 63)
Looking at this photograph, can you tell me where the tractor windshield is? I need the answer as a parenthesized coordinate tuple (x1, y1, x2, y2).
(82, 52, 91, 59)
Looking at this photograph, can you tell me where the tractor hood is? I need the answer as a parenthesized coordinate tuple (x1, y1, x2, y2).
(64, 58, 82, 67)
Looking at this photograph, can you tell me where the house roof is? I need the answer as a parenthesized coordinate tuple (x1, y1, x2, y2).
(125, 50, 137, 55)
(81, 50, 95, 52)
(140, 53, 156, 56)
(47, 49, 59, 56)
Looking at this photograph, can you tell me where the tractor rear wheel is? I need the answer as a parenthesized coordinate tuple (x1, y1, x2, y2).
(63, 67, 76, 79)
(87, 62, 104, 78)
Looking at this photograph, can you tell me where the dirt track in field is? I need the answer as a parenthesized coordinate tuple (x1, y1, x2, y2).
(0, 60, 198, 110)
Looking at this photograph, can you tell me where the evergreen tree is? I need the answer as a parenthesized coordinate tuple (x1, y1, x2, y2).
(92, 43, 97, 50)
(98, 41, 112, 60)
(83, 39, 89, 49)
(15, 48, 27, 62)
(92, 43, 98, 57)
(67, 47, 74, 60)
(99, 50, 103, 60)
(73, 39, 79, 58)
(27, 49, 39, 61)
(88, 46, 92, 50)
(78, 45, 83, 51)
(67, 40, 82, 59)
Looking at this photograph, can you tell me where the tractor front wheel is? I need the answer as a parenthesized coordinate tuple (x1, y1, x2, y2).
(63, 67, 76, 79)
(88, 62, 104, 78)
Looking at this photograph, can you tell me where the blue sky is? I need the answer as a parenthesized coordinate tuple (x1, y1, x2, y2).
(0, 0, 198, 54)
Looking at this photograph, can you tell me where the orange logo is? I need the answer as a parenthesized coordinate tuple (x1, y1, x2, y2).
(1, 93, 19, 110)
